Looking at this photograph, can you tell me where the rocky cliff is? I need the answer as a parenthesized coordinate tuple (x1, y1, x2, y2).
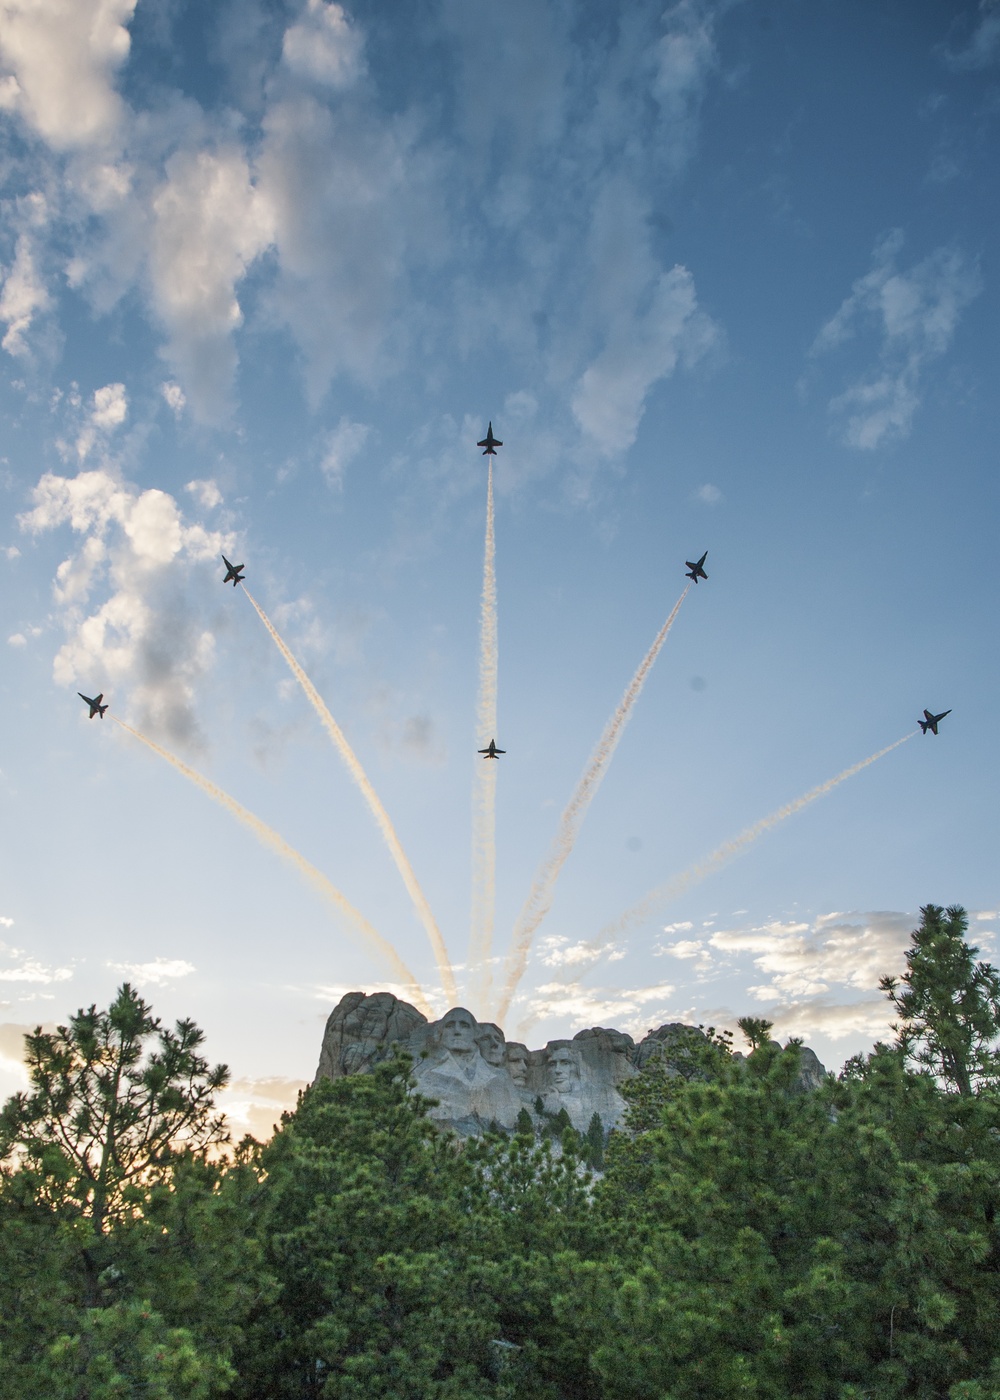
(315, 993, 829, 1136)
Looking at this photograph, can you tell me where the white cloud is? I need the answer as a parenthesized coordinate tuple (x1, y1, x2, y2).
(708, 909, 915, 1000)
(0, 12, 271, 423)
(185, 479, 222, 510)
(7, 633, 26, 647)
(661, 939, 706, 960)
(107, 956, 195, 986)
(148, 145, 275, 422)
(0, 948, 72, 984)
(654, 935, 715, 972)
(0, 0, 736, 469)
(0, 233, 51, 355)
(281, 0, 365, 88)
(19, 469, 230, 749)
(4, 546, 21, 559)
(694, 483, 723, 504)
(653, 0, 723, 173)
(216, 1074, 307, 1142)
(811, 233, 981, 449)
(319, 416, 369, 490)
(765, 996, 896, 1044)
(257, 91, 418, 405)
(573, 257, 718, 456)
(161, 381, 186, 415)
(537, 935, 611, 971)
(75, 381, 128, 457)
(944, 1, 1000, 70)
(0, 917, 13, 928)
(514, 978, 678, 1042)
(90, 381, 127, 428)
(0, 0, 135, 150)
(530, 908, 921, 1054)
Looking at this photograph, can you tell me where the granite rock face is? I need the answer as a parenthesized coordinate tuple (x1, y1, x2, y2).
(315, 992, 428, 1081)
(314, 992, 829, 1135)
(791, 1044, 829, 1094)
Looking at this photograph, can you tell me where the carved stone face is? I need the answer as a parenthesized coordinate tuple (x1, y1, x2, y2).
(505, 1044, 528, 1086)
(476, 1025, 505, 1067)
(547, 1044, 579, 1093)
(440, 1007, 477, 1054)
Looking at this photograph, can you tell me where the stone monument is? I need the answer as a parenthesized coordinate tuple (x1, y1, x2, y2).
(314, 991, 829, 1137)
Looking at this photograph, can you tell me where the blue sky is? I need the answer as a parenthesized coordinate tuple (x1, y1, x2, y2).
(1, 0, 997, 1132)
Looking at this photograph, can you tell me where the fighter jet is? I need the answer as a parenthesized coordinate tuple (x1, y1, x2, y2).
(221, 555, 245, 587)
(685, 551, 708, 583)
(919, 709, 951, 736)
(78, 692, 108, 719)
(477, 422, 503, 456)
(478, 739, 506, 760)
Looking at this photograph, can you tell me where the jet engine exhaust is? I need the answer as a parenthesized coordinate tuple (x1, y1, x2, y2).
(494, 584, 691, 1024)
(240, 586, 457, 1005)
(111, 716, 431, 1013)
(600, 730, 917, 948)
(470, 458, 499, 1009)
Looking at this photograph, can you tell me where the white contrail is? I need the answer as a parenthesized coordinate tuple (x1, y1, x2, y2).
(241, 587, 457, 1005)
(470, 459, 498, 1011)
(111, 716, 431, 1014)
(599, 730, 917, 947)
(494, 585, 691, 1024)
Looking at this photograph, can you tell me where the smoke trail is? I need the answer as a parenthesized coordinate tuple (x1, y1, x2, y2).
(111, 716, 431, 1014)
(241, 587, 457, 1005)
(600, 730, 916, 948)
(494, 585, 691, 1024)
(470, 459, 498, 1009)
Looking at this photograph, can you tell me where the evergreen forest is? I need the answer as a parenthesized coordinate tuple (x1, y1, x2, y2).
(3, 904, 1000, 1399)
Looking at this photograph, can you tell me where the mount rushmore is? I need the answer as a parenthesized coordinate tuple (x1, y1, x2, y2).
(315, 991, 829, 1136)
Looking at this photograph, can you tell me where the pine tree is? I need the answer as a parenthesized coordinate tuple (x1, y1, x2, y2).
(233, 1053, 501, 1398)
(0, 985, 249, 1396)
(737, 1016, 775, 1052)
(879, 904, 1000, 1095)
(0, 983, 229, 1241)
(584, 1113, 605, 1171)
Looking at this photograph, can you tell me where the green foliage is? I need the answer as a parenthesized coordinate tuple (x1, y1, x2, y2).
(515, 1106, 535, 1137)
(880, 905, 1000, 1095)
(0, 982, 230, 1235)
(737, 1015, 775, 1051)
(30, 1299, 235, 1399)
(584, 1113, 605, 1171)
(541, 1105, 573, 1140)
(617, 1022, 736, 1136)
(232, 1053, 503, 1398)
(0, 986, 256, 1397)
(6, 913, 1000, 1398)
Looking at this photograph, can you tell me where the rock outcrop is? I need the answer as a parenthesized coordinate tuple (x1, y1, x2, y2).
(315, 991, 428, 1081)
(314, 992, 830, 1136)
